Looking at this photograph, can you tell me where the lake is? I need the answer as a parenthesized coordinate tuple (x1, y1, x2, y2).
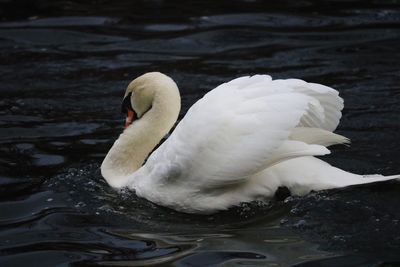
(1, 0, 400, 266)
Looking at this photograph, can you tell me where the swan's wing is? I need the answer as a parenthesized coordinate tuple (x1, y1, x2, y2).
(220, 76, 344, 131)
(274, 79, 344, 131)
(138, 75, 341, 190)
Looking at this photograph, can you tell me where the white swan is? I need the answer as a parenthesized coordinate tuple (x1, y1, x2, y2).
(101, 72, 399, 214)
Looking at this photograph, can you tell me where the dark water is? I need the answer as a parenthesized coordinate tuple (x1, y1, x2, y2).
(1, 0, 400, 266)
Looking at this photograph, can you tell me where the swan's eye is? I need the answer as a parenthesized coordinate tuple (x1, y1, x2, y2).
(121, 92, 133, 114)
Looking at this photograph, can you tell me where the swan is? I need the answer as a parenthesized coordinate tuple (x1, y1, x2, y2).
(101, 72, 399, 214)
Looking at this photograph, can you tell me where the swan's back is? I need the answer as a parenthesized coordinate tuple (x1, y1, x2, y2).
(130, 75, 346, 213)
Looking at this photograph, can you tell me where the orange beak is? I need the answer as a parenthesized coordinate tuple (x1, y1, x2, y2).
(125, 110, 136, 129)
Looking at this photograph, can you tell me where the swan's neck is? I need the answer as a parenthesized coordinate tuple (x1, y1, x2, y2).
(101, 88, 180, 188)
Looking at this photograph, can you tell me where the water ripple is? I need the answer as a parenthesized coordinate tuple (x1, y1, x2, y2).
(1, 1, 400, 266)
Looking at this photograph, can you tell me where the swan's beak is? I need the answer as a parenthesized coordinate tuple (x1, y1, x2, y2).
(125, 110, 136, 129)
(122, 92, 135, 128)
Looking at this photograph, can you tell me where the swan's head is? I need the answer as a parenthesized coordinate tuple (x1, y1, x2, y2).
(121, 72, 181, 128)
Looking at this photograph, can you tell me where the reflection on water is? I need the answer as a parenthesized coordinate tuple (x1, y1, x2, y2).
(1, 0, 400, 266)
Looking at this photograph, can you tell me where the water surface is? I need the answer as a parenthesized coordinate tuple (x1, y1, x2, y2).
(1, 0, 400, 266)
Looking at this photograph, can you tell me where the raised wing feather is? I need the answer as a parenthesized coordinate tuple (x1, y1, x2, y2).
(273, 79, 343, 131)
(141, 75, 339, 190)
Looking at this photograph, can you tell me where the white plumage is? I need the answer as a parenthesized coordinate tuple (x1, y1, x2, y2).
(101, 72, 399, 214)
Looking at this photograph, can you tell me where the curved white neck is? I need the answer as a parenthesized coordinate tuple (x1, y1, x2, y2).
(101, 87, 180, 188)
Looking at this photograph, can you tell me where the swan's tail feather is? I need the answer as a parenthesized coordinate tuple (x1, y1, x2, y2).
(386, 174, 400, 180)
(361, 174, 400, 182)
(346, 174, 400, 187)
(269, 157, 400, 196)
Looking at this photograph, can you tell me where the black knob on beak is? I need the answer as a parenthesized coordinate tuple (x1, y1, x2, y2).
(121, 92, 133, 114)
